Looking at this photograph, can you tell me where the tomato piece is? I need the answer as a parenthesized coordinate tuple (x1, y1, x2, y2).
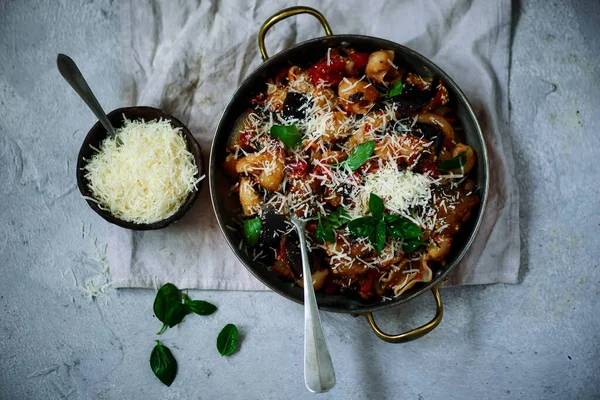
(418, 158, 440, 178)
(238, 130, 254, 150)
(359, 269, 379, 297)
(349, 52, 369, 70)
(308, 60, 346, 87)
(287, 159, 308, 179)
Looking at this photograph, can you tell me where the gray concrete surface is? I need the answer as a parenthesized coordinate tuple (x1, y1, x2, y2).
(1, 0, 599, 399)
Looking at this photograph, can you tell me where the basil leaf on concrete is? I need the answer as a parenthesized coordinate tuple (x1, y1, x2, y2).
(154, 283, 182, 330)
(185, 300, 217, 316)
(150, 340, 177, 387)
(217, 324, 239, 356)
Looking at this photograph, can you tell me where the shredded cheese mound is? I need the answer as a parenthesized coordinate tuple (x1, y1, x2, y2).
(358, 166, 433, 221)
(84, 118, 202, 224)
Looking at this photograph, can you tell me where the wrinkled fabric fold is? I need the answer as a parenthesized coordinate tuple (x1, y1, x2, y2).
(112, 0, 519, 290)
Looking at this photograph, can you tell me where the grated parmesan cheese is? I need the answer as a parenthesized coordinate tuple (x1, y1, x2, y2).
(84, 118, 202, 224)
(357, 166, 433, 220)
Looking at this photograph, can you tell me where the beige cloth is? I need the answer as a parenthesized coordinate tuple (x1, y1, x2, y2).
(110, 0, 519, 289)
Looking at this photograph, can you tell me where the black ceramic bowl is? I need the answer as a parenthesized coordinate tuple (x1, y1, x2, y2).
(76, 106, 204, 230)
(209, 7, 489, 342)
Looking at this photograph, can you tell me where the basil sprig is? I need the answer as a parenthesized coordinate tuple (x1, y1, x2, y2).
(315, 208, 351, 243)
(154, 283, 217, 334)
(150, 340, 178, 387)
(270, 124, 302, 147)
(243, 217, 262, 246)
(387, 80, 404, 97)
(348, 193, 428, 253)
(338, 140, 376, 171)
(182, 293, 218, 315)
(217, 324, 239, 356)
(438, 151, 467, 172)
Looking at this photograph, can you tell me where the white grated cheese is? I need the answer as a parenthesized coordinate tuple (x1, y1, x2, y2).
(358, 166, 433, 219)
(84, 118, 202, 224)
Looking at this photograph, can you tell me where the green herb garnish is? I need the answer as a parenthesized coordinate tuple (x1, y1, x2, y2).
(374, 219, 387, 253)
(164, 303, 191, 328)
(387, 80, 404, 97)
(154, 283, 183, 334)
(401, 239, 430, 253)
(315, 208, 351, 243)
(217, 324, 239, 356)
(338, 140, 376, 171)
(347, 193, 427, 253)
(183, 293, 218, 316)
(153, 283, 217, 334)
(270, 124, 302, 147)
(384, 215, 422, 239)
(243, 217, 262, 246)
(150, 340, 178, 387)
(369, 190, 384, 219)
(438, 151, 467, 172)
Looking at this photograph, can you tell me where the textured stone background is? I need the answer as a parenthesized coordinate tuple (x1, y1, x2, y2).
(0, 0, 599, 399)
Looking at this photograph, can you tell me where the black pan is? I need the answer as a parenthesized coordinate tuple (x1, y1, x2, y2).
(209, 7, 489, 342)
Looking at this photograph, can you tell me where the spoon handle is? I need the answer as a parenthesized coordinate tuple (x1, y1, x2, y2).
(56, 54, 117, 138)
(290, 217, 336, 393)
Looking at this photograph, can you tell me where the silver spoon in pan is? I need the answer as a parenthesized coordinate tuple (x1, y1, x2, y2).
(260, 208, 336, 392)
(289, 216, 336, 393)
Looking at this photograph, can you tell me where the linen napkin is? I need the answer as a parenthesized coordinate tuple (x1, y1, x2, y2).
(111, 0, 519, 289)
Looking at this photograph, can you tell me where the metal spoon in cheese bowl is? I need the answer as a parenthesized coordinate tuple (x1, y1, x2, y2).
(57, 54, 204, 230)
(57, 54, 118, 140)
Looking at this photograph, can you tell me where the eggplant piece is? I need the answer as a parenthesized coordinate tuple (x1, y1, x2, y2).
(278, 233, 329, 279)
(280, 231, 305, 278)
(414, 122, 443, 154)
(260, 208, 289, 248)
(390, 84, 433, 117)
(282, 92, 311, 120)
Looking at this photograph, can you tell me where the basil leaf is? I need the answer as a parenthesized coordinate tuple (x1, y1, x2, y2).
(383, 214, 402, 224)
(374, 219, 386, 253)
(165, 303, 191, 328)
(315, 213, 336, 243)
(270, 124, 302, 147)
(402, 239, 429, 253)
(153, 283, 182, 325)
(217, 323, 239, 356)
(348, 216, 375, 238)
(388, 80, 404, 97)
(150, 340, 177, 387)
(339, 140, 375, 171)
(327, 208, 351, 229)
(384, 215, 422, 239)
(184, 300, 217, 316)
(438, 151, 467, 172)
(369, 227, 377, 249)
(369, 193, 384, 219)
(243, 217, 262, 246)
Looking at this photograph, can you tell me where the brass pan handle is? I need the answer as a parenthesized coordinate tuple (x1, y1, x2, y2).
(364, 284, 443, 343)
(258, 6, 333, 61)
